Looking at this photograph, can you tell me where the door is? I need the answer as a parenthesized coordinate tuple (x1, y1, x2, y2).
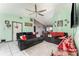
(34, 26, 36, 32)
(12, 22, 22, 41)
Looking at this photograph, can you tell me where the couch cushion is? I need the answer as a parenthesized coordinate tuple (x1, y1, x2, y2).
(50, 32, 65, 37)
(20, 35, 27, 41)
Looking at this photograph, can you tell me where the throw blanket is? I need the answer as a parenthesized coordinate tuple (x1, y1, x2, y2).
(53, 36, 77, 56)
(58, 36, 77, 52)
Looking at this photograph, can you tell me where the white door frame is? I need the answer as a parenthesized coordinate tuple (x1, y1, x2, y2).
(12, 21, 23, 41)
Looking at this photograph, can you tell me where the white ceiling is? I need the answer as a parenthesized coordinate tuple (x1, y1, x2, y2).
(0, 3, 71, 26)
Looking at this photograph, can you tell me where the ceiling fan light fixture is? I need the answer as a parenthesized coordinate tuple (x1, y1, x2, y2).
(26, 4, 47, 17)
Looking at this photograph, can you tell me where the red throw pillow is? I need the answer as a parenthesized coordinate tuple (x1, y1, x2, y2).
(20, 35, 27, 41)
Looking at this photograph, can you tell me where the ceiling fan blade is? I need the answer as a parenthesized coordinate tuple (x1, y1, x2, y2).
(38, 13, 44, 16)
(35, 4, 37, 12)
(26, 9, 34, 12)
(38, 9, 46, 12)
(29, 12, 35, 15)
(36, 13, 37, 17)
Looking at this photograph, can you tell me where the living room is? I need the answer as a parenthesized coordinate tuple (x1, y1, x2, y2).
(0, 3, 79, 56)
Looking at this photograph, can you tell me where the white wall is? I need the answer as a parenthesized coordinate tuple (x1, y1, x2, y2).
(34, 20, 45, 37)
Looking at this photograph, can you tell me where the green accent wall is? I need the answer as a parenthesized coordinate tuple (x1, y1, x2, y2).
(0, 14, 34, 42)
(51, 4, 74, 37)
(51, 4, 79, 54)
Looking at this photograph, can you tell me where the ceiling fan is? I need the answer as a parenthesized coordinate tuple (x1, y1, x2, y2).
(26, 4, 47, 17)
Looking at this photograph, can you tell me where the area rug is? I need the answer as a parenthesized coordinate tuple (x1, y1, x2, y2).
(23, 41, 58, 56)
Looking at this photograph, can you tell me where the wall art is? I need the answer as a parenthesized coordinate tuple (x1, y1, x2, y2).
(19, 17, 23, 19)
(5, 20, 9, 24)
(57, 20, 63, 27)
(30, 18, 33, 22)
(25, 22, 32, 27)
(5, 20, 11, 28)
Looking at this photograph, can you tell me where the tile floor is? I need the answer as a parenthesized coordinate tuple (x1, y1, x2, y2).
(0, 41, 28, 56)
(23, 41, 58, 56)
(0, 41, 58, 56)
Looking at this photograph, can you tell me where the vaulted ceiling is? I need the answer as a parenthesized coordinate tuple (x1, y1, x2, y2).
(0, 3, 71, 26)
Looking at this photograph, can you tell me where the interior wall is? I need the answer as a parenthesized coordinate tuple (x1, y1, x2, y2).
(51, 3, 79, 54)
(51, 3, 74, 37)
(34, 20, 45, 37)
(0, 14, 34, 42)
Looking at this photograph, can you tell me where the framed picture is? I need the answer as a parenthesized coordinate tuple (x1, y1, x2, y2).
(30, 18, 33, 22)
(65, 24, 67, 26)
(65, 19, 67, 21)
(6, 24, 11, 28)
(5, 20, 11, 28)
(65, 19, 69, 24)
(25, 22, 32, 27)
(57, 20, 63, 27)
(19, 17, 23, 19)
(5, 20, 9, 24)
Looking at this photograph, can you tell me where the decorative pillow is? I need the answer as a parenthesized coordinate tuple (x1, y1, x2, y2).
(20, 35, 27, 41)
(33, 32, 36, 35)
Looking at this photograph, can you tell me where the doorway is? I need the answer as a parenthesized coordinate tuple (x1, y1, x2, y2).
(12, 21, 23, 41)
(34, 26, 36, 32)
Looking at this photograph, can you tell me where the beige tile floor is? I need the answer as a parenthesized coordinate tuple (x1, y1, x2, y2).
(0, 41, 58, 56)
(23, 41, 58, 56)
(0, 41, 28, 56)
